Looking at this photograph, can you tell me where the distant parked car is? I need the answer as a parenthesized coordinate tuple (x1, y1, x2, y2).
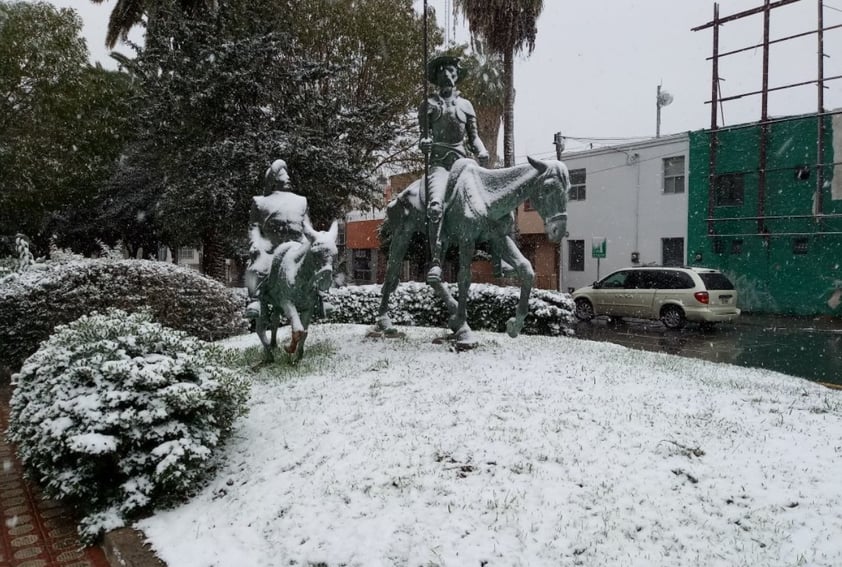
(572, 266, 740, 329)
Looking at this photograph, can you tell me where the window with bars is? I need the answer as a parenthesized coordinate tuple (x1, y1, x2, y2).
(663, 156, 685, 194)
(568, 239, 585, 271)
(178, 247, 195, 262)
(715, 173, 745, 206)
(793, 237, 809, 255)
(568, 168, 586, 201)
(352, 249, 372, 282)
(661, 237, 684, 267)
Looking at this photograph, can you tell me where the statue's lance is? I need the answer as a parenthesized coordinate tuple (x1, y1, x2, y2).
(421, 0, 431, 264)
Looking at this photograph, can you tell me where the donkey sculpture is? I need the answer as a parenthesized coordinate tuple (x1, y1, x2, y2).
(255, 220, 338, 363)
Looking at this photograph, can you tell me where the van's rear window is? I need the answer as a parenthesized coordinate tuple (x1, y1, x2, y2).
(699, 273, 735, 290)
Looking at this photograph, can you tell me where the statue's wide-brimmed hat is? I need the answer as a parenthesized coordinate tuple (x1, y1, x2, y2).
(427, 54, 462, 84)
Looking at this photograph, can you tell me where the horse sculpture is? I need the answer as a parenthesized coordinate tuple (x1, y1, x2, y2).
(375, 156, 569, 349)
(255, 220, 339, 363)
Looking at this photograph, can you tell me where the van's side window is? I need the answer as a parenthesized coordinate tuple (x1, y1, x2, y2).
(651, 270, 694, 289)
(625, 271, 644, 289)
(600, 271, 628, 288)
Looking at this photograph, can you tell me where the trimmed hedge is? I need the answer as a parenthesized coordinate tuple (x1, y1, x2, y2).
(0, 259, 247, 372)
(324, 282, 575, 336)
(8, 309, 249, 542)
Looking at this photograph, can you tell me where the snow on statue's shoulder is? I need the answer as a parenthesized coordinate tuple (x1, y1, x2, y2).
(255, 191, 308, 222)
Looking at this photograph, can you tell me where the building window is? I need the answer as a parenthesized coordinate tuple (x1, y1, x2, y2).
(661, 237, 684, 267)
(568, 240, 585, 271)
(731, 239, 743, 255)
(523, 199, 535, 211)
(352, 249, 372, 282)
(713, 237, 724, 254)
(663, 156, 685, 194)
(178, 247, 195, 262)
(793, 237, 809, 255)
(568, 168, 586, 201)
(715, 173, 745, 206)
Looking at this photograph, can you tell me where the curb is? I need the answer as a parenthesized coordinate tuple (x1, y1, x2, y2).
(102, 528, 166, 567)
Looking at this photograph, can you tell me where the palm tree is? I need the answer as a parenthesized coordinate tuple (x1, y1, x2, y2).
(89, 0, 216, 49)
(454, 0, 544, 167)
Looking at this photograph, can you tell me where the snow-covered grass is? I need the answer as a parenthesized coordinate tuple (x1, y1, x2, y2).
(140, 324, 842, 567)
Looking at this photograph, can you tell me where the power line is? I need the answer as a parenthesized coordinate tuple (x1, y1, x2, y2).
(566, 135, 652, 142)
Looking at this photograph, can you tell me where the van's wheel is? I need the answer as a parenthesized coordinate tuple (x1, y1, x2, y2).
(575, 298, 595, 321)
(660, 305, 686, 329)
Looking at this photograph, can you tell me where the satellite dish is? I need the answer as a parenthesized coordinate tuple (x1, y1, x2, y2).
(658, 90, 674, 107)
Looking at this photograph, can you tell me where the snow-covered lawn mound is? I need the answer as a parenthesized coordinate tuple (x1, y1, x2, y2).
(140, 324, 842, 567)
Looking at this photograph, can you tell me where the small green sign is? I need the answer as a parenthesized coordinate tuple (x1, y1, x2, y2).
(592, 237, 606, 259)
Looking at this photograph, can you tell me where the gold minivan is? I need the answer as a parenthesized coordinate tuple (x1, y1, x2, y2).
(572, 267, 740, 329)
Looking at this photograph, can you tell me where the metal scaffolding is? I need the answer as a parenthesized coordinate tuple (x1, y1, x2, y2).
(692, 0, 841, 235)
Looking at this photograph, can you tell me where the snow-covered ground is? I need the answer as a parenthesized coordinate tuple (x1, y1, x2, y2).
(139, 324, 842, 567)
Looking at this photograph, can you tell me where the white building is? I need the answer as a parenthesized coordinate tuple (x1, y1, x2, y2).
(560, 133, 689, 292)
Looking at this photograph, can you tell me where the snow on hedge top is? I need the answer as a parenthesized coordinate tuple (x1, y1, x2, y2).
(0, 258, 247, 370)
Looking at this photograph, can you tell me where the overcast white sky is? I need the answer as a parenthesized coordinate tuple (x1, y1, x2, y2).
(51, 0, 842, 159)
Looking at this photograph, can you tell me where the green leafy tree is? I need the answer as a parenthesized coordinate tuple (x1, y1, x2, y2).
(94, 146, 164, 259)
(46, 65, 135, 254)
(288, 0, 440, 172)
(455, 0, 544, 167)
(0, 1, 131, 253)
(115, 0, 402, 280)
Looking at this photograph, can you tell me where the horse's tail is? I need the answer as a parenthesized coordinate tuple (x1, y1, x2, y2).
(378, 179, 424, 245)
(378, 199, 399, 245)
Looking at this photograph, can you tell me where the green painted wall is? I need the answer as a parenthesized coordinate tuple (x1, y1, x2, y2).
(688, 114, 842, 316)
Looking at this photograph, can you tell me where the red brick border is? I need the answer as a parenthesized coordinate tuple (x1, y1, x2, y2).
(1, 386, 111, 567)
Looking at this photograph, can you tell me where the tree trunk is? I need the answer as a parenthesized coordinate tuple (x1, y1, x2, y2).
(476, 106, 503, 169)
(202, 230, 227, 283)
(503, 49, 515, 167)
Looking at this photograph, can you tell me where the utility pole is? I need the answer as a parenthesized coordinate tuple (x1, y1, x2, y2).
(656, 84, 673, 138)
(553, 131, 565, 160)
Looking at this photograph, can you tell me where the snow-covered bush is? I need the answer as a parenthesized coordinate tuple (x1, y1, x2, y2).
(8, 309, 250, 542)
(324, 282, 575, 336)
(0, 258, 14, 279)
(0, 258, 247, 372)
(16, 233, 35, 272)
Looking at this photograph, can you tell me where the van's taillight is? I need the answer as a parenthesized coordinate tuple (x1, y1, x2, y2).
(694, 291, 710, 304)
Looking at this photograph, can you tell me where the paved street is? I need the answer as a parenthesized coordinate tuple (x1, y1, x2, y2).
(571, 313, 842, 388)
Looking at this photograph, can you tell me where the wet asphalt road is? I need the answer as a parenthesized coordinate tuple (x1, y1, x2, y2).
(570, 313, 842, 388)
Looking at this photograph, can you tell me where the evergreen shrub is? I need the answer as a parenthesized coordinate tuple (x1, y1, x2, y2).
(324, 282, 575, 336)
(8, 309, 250, 541)
(0, 259, 247, 372)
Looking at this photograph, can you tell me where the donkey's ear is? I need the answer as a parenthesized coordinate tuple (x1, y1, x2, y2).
(527, 155, 547, 173)
(303, 216, 318, 241)
(327, 220, 339, 242)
